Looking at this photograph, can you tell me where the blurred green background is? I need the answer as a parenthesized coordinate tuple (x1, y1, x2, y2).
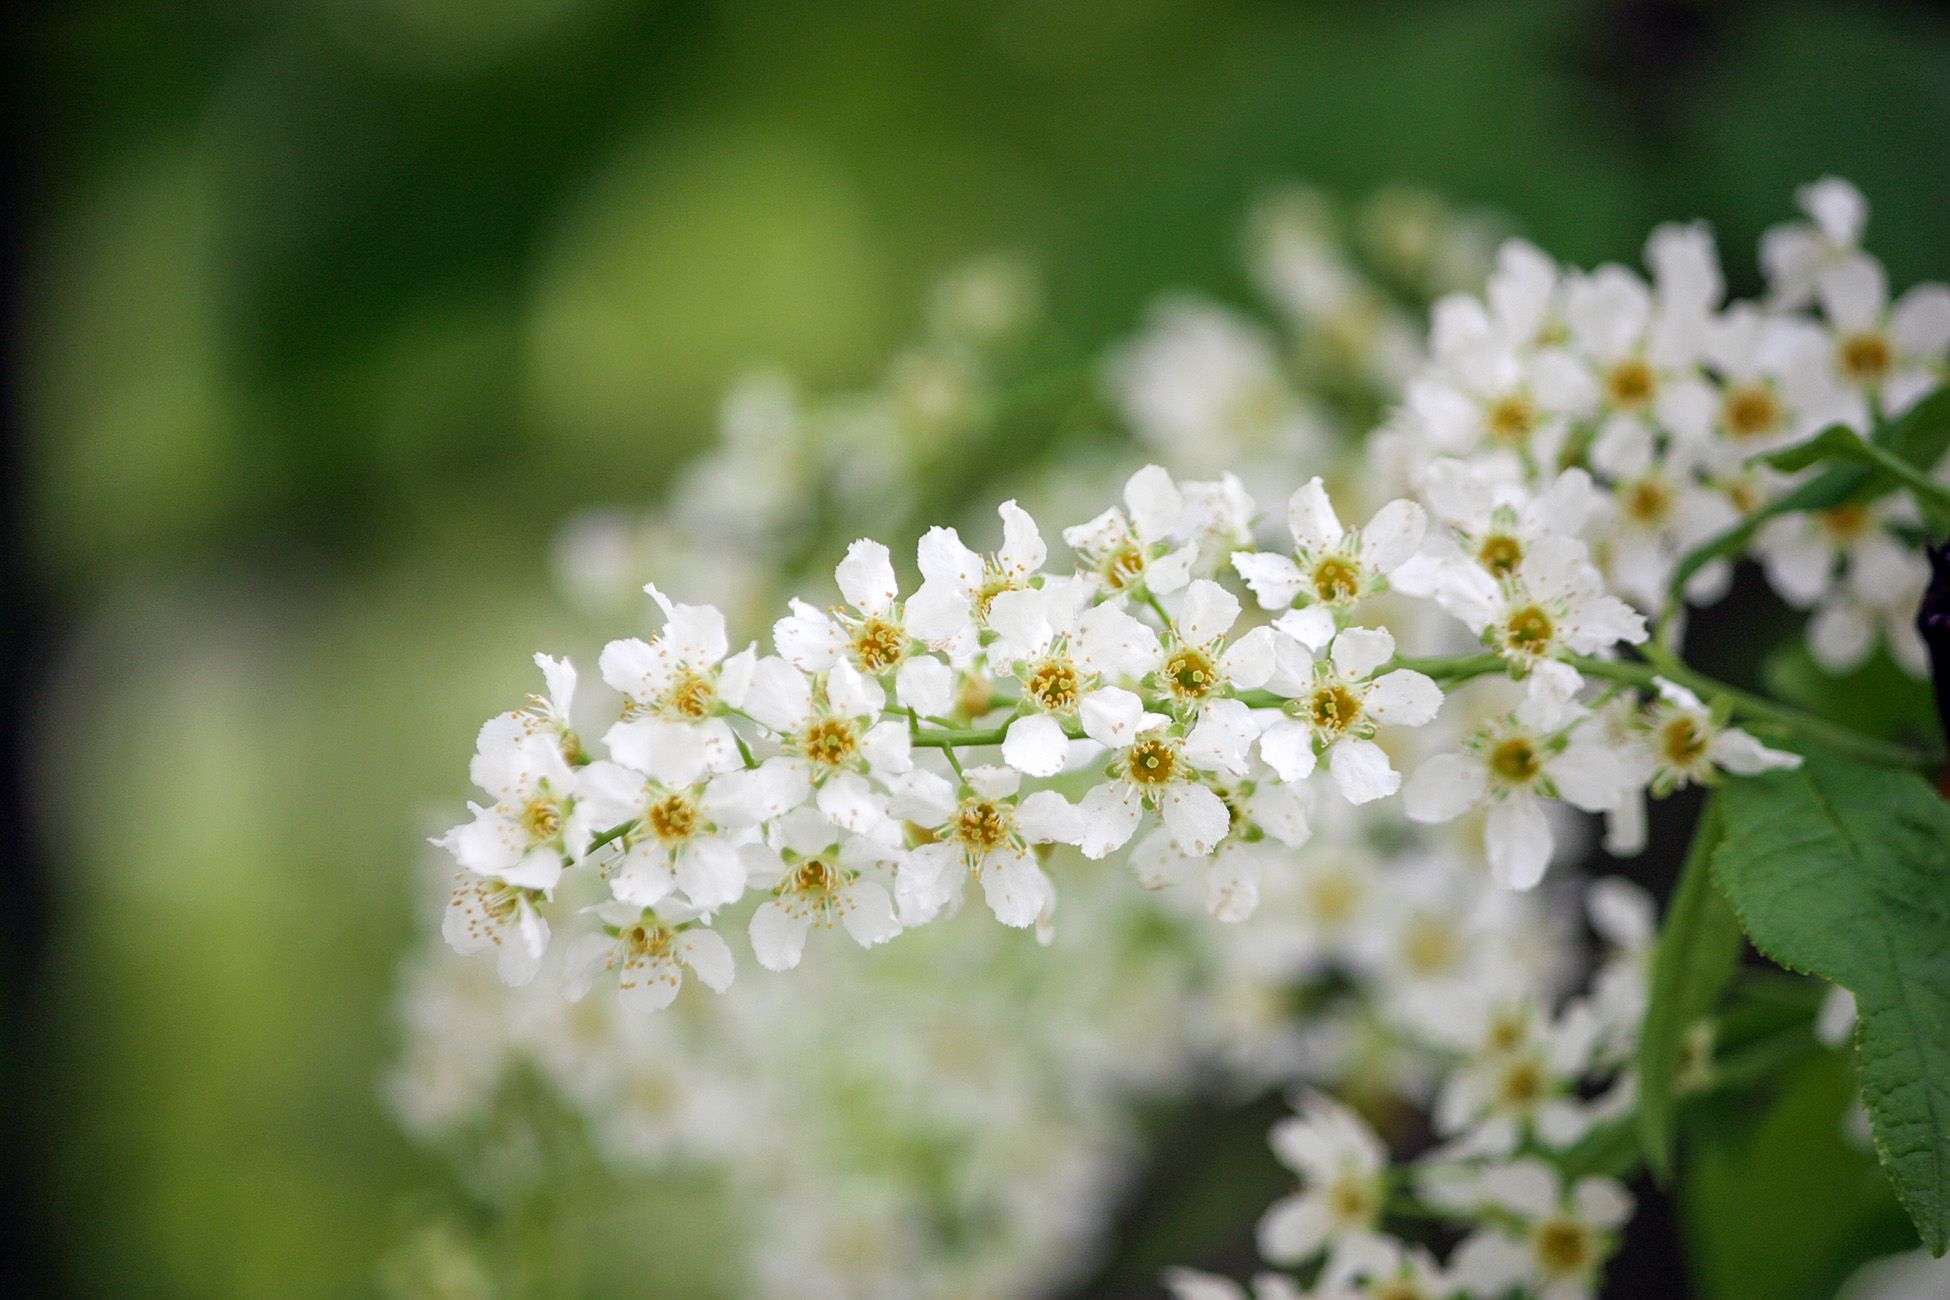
(12, 0, 1950, 1294)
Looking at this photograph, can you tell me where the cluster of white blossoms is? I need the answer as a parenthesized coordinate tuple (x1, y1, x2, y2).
(405, 179, 1946, 1298)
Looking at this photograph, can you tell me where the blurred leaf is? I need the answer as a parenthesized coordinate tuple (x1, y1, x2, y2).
(1683, 1051, 1916, 1300)
(1637, 794, 1744, 1180)
(1714, 751, 1950, 1254)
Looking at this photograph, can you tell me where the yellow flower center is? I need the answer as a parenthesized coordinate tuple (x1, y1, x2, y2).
(1126, 736, 1178, 787)
(784, 858, 841, 902)
(1817, 502, 1873, 542)
(1605, 357, 1657, 411)
(1163, 646, 1218, 702)
(1489, 736, 1542, 784)
(1102, 543, 1147, 589)
(1403, 918, 1461, 975)
(661, 669, 716, 720)
(1025, 657, 1081, 713)
(955, 800, 1011, 854)
(852, 617, 906, 673)
(1312, 556, 1361, 603)
(645, 792, 698, 843)
(1839, 331, 1893, 385)
(1308, 684, 1363, 735)
(1503, 605, 1555, 654)
(1534, 1218, 1595, 1278)
(1487, 394, 1537, 444)
(1660, 716, 1708, 769)
(520, 799, 562, 842)
(1721, 383, 1782, 440)
(1324, 1172, 1378, 1227)
(1496, 1055, 1547, 1108)
(1478, 533, 1524, 577)
(1624, 478, 1672, 524)
(799, 717, 859, 769)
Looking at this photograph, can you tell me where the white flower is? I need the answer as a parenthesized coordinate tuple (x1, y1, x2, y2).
(442, 876, 549, 986)
(1394, 458, 1596, 596)
(1129, 775, 1309, 923)
(1073, 693, 1258, 858)
(1108, 298, 1323, 476)
(1231, 478, 1426, 616)
(1063, 464, 1199, 597)
(1436, 533, 1646, 698)
(1760, 177, 1867, 309)
(1639, 678, 1801, 793)
(987, 585, 1162, 778)
(1146, 578, 1282, 714)
(1256, 623, 1442, 804)
(891, 765, 1080, 928)
(1753, 498, 1932, 674)
(563, 901, 735, 1011)
(734, 658, 912, 835)
(904, 499, 1047, 651)
(1403, 702, 1640, 889)
(599, 584, 755, 723)
(1449, 1159, 1633, 1300)
(745, 810, 902, 970)
(774, 538, 919, 675)
(1597, 450, 1740, 609)
(1809, 254, 1950, 417)
(574, 752, 751, 913)
(1255, 1094, 1394, 1286)
(436, 712, 590, 890)
(1431, 1000, 1604, 1157)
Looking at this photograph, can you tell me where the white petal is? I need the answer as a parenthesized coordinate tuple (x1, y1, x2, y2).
(1546, 742, 1634, 812)
(835, 538, 900, 616)
(748, 900, 811, 971)
(1002, 714, 1072, 779)
(1402, 752, 1487, 823)
(1161, 782, 1230, 855)
(1816, 255, 1886, 332)
(675, 928, 736, 992)
(1328, 737, 1400, 805)
(840, 880, 901, 947)
(1076, 783, 1143, 859)
(980, 850, 1054, 928)
(1258, 719, 1319, 783)
(1125, 464, 1185, 543)
(915, 525, 981, 588)
(1257, 1194, 1331, 1265)
(1359, 499, 1427, 575)
(1017, 789, 1082, 845)
(1080, 686, 1145, 748)
(1220, 627, 1277, 691)
(675, 838, 747, 911)
(1176, 579, 1241, 645)
(742, 657, 812, 732)
(1273, 605, 1337, 651)
(1574, 1176, 1635, 1229)
(997, 499, 1047, 575)
(773, 601, 846, 672)
(894, 656, 955, 717)
(1485, 796, 1554, 889)
(1232, 550, 1307, 610)
(1330, 626, 1395, 679)
(1287, 478, 1344, 553)
(904, 580, 973, 643)
(1363, 670, 1442, 726)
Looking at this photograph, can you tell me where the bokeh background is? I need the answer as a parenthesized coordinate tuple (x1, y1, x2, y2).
(10, 0, 1950, 1295)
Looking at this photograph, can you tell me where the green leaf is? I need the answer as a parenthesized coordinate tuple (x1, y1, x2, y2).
(1683, 1050, 1916, 1300)
(1713, 750, 1950, 1255)
(1636, 794, 1745, 1180)
(1762, 413, 1950, 530)
(1762, 423, 1866, 473)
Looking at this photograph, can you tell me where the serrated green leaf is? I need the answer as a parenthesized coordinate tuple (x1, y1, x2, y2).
(1636, 795, 1745, 1180)
(1713, 751, 1950, 1255)
(1683, 1051, 1916, 1300)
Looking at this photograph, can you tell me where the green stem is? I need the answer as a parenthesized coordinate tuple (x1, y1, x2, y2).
(1568, 655, 1934, 770)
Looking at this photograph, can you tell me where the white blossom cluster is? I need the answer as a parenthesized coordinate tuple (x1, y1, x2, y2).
(401, 179, 1946, 1298)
